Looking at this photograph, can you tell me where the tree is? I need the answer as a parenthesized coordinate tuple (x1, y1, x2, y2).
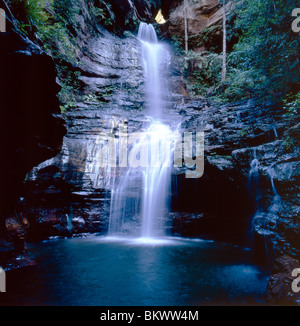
(233, 0, 300, 97)
(221, 0, 227, 81)
(184, 0, 188, 54)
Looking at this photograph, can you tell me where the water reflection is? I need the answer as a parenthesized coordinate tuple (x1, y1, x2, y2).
(1, 236, 269, 306)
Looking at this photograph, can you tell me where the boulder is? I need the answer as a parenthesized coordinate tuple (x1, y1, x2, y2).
(266, 255, 300, 305)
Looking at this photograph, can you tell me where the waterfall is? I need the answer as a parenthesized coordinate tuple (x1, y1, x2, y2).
(249, 151, 282, 265)
(234, 111, 241, 125)
(248, 149, 261, 211)
(267, 170, 281, 225)
(108, 23, 174, 239)
(137, 22, 170, 119)
(137, 22, 158, 43)
(273, 126, 278, 139)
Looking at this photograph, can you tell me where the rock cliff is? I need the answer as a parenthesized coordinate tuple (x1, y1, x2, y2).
(4, 0, 299, 304)
(164, 0, 234, 53)
(0, 0, 66, 269)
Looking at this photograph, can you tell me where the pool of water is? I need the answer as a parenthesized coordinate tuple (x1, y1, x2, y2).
(1, 236, 270, 306)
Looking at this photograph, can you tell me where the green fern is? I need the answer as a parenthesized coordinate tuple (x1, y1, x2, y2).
(7, 0, 50, 34)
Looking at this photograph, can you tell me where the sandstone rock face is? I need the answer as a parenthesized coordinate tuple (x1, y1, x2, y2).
(20, 32, 182, 239)
(9, 0, 299, 304)
(178, 98, 299, 305)
(0, 0, 66, 268)
(22, 88, 300, 261)
(169, 0, 219, 34)
(166, 0, 233, 52)
(101, 0, 181, 26)
(17, 0, 187, 241)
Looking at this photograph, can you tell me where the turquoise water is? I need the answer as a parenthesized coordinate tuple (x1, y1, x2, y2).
(2, 236, 269, 306)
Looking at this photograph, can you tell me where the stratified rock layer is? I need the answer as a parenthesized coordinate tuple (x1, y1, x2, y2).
(0, 0, 66, 268)
(7, 0, 299, 304)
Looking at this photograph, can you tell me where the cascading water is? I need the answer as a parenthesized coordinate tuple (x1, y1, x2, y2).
(108, 23, 174, 239)
(248, 150, 282, 264)
(248, 149, 261, 211)
(248, 151, 281, 225)
(137, 22, 169, 119)
(267, 169, 281, 226)
(273, 126, 278, 139)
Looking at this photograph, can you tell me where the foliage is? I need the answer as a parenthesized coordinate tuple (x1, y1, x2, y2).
(89, 0, 114, 28)
(7, 0, 119, 113)
(7, 0, 82, 112)
(57, 65, 81, 108)
(283, 92, 300, 119)
(187, 26, 223, 53)
(170, 34, 185, 56)
(182, 50, 258, 101)
(6, 0, 50, 35)
(282, 92, 300, 152)
(229, 0, 300, 98)
(182, 51, 223, 97)
(174, 0, 300, 102)
(219, 62, 269, 101)
(7, 0, 300, 108)
(282, 136, 296, 152)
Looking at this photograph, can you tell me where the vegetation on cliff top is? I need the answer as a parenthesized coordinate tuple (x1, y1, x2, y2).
(177, 0, 300, 107)
(6, 0, 115, 111)
(5, 0, 300, 111)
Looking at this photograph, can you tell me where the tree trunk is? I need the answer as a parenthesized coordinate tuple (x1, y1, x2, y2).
(222, 0, 227, 81)
(184, 0, 188, 54)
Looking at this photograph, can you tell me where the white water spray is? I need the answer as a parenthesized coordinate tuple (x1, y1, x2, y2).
(267, 169, 281, 225)
(108, 23, 174, 239)
(248, 149, 261, 210)
(137, 22, 169, 119)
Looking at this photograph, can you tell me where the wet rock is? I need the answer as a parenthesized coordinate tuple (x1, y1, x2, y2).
(11, 2, 298, 296)
(3, 254, 37, 272)
(169, 211, 217, 239)
(0, 0, 66, 266)
(166, 0, 234, 52)
(19, 167, 110, 240)
(231, 140, 300, 257)
(266, 255, 300, 305)
(0, 239, 15, 267)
